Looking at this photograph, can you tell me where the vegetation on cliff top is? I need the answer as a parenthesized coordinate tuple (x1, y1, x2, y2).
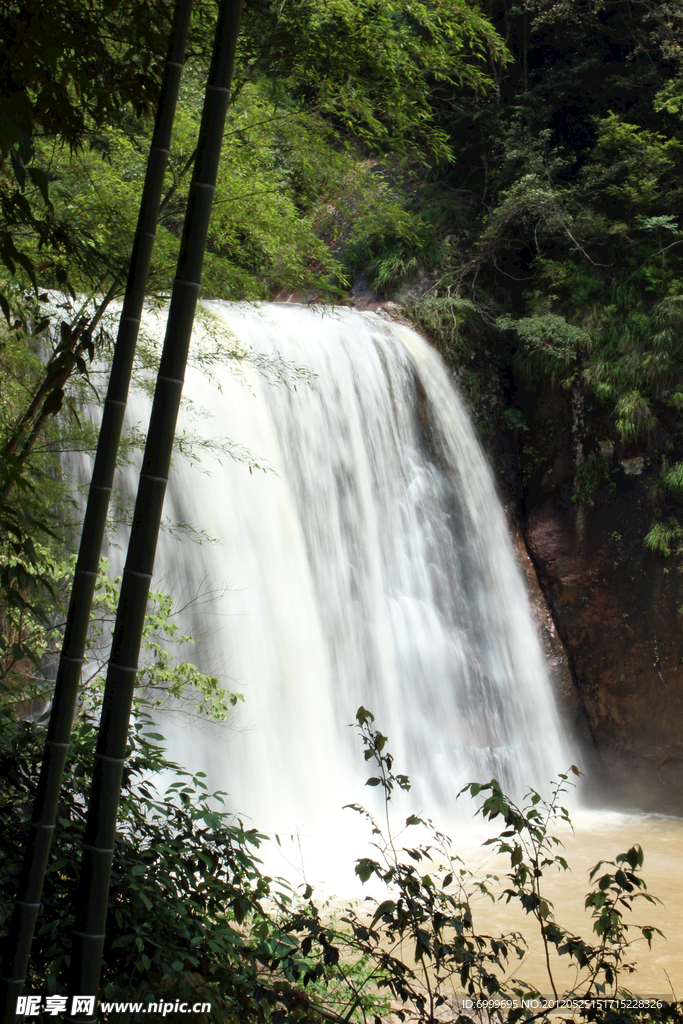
(389, 1, 683, 545)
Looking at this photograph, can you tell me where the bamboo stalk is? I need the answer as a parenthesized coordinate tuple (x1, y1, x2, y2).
(0, 1, 195, 1017)
(65, 3, 243, 1020)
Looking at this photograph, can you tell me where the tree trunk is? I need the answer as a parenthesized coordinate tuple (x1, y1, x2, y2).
(0, 0, 195, 1016)
(64, 3, 244, 1020)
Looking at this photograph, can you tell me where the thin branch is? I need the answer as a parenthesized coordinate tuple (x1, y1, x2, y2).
(636, 237, 683, 271)
(158, 147, 197, 218)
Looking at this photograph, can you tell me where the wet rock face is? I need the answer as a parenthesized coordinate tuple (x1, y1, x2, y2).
(526, 476, 683, 815)
(510, 519, 581, 732)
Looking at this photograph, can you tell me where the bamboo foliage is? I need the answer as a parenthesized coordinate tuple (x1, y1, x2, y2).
(65, 2, 244, 1018)
(0, 0, 195, 1016)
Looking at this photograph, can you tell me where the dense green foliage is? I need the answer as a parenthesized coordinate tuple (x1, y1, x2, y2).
(0, 0, 503, 332)
(380, 0, 683, 546)
(0, 701, 370, 1022)
(8, 0, 683, 558)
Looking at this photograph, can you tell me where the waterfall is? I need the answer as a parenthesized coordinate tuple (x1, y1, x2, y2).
(114, 302, 571, 850)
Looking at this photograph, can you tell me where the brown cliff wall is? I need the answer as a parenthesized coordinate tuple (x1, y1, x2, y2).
(526, 475, 683, 814)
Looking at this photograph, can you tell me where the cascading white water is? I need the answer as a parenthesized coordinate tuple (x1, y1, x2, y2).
(114, 301, 572, 845)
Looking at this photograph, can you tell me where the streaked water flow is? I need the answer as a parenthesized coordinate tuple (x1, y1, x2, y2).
(117, 302, 573, 831)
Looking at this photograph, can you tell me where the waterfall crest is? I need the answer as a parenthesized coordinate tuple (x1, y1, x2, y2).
(125, 303, 571, 832)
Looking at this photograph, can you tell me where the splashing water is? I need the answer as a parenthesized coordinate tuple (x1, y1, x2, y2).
(74, 299, 578, 888)
(110, 302, 571, 849)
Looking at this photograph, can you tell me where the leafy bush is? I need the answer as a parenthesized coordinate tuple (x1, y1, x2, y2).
(661, 462, 683, 502)
(337, 707, 682, 1024)
(0, 700, 388, 1023)
(573, 452, 610, 507)
(644, 519, 682, 558)
(497, 314, 586, 386)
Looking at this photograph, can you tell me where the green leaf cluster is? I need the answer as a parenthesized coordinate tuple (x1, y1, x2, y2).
(389, 0, 683, 521)
(0, 702, 385, 1022)
(341, 710, 680, 1024)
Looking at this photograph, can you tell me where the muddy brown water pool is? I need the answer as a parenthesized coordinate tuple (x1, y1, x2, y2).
(461, 810, 683, 999)
(268, 808, 683, 1001)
